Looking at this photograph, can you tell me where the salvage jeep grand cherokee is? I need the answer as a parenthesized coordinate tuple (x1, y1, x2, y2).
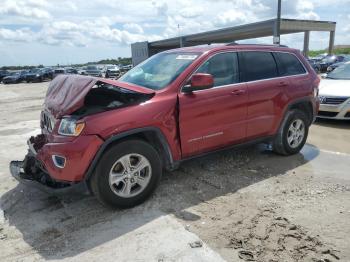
(10, 44, 320, 208)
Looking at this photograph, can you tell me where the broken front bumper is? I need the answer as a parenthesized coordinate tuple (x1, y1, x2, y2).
(9, 144, 90, 196)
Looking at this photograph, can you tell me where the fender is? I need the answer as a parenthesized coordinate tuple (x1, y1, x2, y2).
(84, 127, 175, 180)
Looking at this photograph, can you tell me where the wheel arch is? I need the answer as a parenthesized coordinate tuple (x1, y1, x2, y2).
(287, 99, 314, 126)
(84, 127, 175, 181)
(279, 98, 315, 131)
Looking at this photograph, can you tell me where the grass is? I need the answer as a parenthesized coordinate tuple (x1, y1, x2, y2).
(308, 47, 350, 57)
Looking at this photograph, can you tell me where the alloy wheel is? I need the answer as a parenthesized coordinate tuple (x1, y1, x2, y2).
(108, 153, 152, 198)
(287, 119, 305, 148)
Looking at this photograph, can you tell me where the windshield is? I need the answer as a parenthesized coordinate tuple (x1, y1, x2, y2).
(120, 52, 200, 90)
(327, 63, 350, 80)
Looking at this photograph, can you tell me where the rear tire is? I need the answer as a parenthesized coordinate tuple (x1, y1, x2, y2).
(89, 140, 162, 208)
(273, 109, 309, 155)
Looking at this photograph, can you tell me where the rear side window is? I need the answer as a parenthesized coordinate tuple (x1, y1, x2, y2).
(240, 52, 278, 81)
(197, 52, 239, 87)
(274, 52, 306, 76)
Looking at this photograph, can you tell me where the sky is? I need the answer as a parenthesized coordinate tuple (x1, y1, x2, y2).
(0, 0, 349, 66)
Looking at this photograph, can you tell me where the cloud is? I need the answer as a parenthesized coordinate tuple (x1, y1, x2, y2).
(0, 27, 33, 42)
(153, 2, 168, 16)
(0, 0, 349, 66)
(213, 10, 249, 27)
(0, 0, 51, 19)
(179, 7, 204, 18)
(0, 19, 158, 48)
(123, 23, 144, 34)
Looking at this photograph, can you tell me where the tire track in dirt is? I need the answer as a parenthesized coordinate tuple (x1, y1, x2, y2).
(227, 207, 340, 262)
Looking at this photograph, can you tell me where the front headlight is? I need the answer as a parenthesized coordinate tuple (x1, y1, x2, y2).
(58, 118, 85, 136)
(36, 74, 40, 77)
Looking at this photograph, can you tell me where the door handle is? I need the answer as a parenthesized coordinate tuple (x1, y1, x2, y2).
(231, 89, 246, 96)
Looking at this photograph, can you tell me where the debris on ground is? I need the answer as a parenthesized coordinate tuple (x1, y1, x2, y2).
(189, 240, 203, 248)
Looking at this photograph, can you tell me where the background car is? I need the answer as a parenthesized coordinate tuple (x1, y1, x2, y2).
(53, 68, 66, 78)
(25, 68, 52, 82)
(318, 55, 345, 72)
(0, 70, 10, 81)
(85, 65, 102, 77)
(77, 67, 87, 75)
(65, 67, 78, 74)
(41, 68, 54, 79)
(120, 64, 133, 72)
(318, 62, 350, 120)
(2, 71, 27, 84)
(326, 55, 350, 72)
(105, 65, 120, 78)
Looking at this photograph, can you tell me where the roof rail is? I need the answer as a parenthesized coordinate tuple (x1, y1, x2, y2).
(226, 42, 288, 47)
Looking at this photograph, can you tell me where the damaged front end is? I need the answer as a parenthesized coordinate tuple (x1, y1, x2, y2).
(10, 135, 89, 195)
(10, 74, 155, 195)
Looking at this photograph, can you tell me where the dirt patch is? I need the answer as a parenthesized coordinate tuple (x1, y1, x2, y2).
(227, 208, 340, 262)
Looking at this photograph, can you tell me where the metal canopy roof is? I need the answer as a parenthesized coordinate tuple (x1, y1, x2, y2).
(149, 18, 336, 49)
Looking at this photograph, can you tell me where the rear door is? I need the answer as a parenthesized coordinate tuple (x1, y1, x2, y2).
(178, 52, 248, 158)
(240, 51, 288, 139)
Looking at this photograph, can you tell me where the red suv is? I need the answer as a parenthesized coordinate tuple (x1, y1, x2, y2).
(10, 44, 320, 208)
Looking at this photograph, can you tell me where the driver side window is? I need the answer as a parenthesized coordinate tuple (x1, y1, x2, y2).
(197, 52, 239, 87)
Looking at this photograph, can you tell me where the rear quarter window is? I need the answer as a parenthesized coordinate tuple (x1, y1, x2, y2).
(274, 52, 306, 76)
(240, 51, 278, 82)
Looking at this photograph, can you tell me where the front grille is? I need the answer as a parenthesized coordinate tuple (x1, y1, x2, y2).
(318, 111, 338, 117)
(319, 96, 348, 105)
(41, 111, 55, 132)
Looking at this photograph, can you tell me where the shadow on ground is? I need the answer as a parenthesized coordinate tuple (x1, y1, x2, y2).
(0, 143, 320, 260)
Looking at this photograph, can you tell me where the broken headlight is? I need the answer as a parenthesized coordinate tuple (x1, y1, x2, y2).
(58, 118, 85, 136)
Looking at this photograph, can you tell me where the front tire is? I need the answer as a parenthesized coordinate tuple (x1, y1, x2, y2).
(273, 109, 309, 155)
(89, 140, 162, 208)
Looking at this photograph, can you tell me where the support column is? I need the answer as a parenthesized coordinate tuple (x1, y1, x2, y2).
(328, 31, 335, 54)
(303, 31, 310, 57)
(180, 37, 186, 47)
(273, 0, 282, 45)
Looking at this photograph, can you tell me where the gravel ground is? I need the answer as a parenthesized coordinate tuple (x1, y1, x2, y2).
(0, 81, 349, 262)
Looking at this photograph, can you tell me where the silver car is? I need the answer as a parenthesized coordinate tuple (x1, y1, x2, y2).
(318, 62, 350, 120)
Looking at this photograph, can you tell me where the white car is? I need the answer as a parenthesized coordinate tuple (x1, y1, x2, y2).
(318, 62, 350, 120)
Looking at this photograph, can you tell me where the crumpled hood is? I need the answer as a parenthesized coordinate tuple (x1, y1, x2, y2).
(44, 74, 154, 118)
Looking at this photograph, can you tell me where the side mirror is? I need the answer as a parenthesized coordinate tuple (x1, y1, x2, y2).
(183, 73, 214, 93)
